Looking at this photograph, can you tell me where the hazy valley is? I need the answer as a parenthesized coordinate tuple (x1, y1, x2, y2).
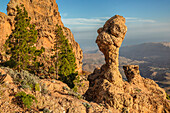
(83, 42, 170, 94)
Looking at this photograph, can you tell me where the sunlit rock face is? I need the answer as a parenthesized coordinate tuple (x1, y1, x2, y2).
(96, 15, 127, 84)
(85, 15, 170, 113)
(0, 0, 83, 73)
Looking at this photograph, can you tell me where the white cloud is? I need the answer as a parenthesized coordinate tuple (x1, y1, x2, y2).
(138, 19, 156, 23)
(62, 18, 105, 26)
(126, 17, 137, 20)
(61, 16, 156, 31)
(127, 23, 170, 34)
(61, 13, 68, 17)
(62, 17, 156, 25)
(98, 17, 110, 19)
(127, 19, 156, 23)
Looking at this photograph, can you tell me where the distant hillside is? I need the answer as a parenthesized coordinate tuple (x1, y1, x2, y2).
(120, 42, 170, 66)
(83, 42, 170, 94)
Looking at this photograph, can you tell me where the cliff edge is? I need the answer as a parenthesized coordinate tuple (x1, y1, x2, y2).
(85, 15, 170, 113)
(0, 0, 83, 73)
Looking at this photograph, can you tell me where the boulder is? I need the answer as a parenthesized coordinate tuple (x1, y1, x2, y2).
(0, 68, 13, 84)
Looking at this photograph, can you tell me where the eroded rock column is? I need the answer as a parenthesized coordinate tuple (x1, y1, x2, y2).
(95, 15, 127, 84)
(85, 15, 127, 103)
(85, 15, 170, 113)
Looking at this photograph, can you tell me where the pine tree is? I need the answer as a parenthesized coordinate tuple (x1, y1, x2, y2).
(52, 25, 77, 88)
(50, 26, 60, 78)
(4, 5, 44, 72)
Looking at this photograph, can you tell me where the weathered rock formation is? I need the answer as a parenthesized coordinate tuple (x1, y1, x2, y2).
(0, 0, 83, 73)
(0, 67, 117, 113)
(96, 15, 127, 85)
(0, 12, 12, 52)
(85, 15, 170, 113)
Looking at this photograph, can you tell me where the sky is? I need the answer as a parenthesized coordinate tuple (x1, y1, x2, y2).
(1, 0, 170, 51)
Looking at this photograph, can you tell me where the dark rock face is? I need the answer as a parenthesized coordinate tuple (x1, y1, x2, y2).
(85, 15, 170, 113)
(123, 65, 140, 82)
(0, 0, 83, 73)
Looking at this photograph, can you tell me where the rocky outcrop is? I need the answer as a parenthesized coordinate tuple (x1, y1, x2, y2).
(0, 12, 12, 52)
(0, 0, 83, 73)
(0, 67, 116, 113)
(96, 15, 127, 85)
(85, 15, 170, 113)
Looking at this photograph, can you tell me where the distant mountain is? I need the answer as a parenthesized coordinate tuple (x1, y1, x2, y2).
(120, 42, 170, 66)
(84, 49, 101, 54)
(83, 42, 170, 94)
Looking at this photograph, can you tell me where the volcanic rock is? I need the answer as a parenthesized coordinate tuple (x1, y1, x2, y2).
(0, 68, 13, 84)
(85, 15, 170, 113)
(0, 12, 12, 52)
(0, 0, 83, 73)
(0, 67, 115, 113)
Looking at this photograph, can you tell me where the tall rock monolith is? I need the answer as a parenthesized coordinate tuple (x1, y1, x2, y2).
(85, 15, 170, 113)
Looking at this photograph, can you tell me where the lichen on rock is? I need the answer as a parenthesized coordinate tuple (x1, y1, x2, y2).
(85, 15, 170, 113)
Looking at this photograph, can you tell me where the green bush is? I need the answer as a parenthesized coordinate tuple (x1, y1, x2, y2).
(166, 93, 170, 100)
(0, 67, 48, 95)
(43, 108, 50, 113)
(34, 83, 40, 91)
(63, 86, 84, 99)
(82, 102, 91, 109)
(72, 75, 82, 92)
(15, 91, 37, 109)
(40, 83, 48, 94)
(1, 67, 40, 91)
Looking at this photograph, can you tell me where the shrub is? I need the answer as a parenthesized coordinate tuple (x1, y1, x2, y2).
(166, 93, 170, 100)
(40, 83, 48, 94)
(63, 86, 84, 99)
(1, 67, 48, 95)
(34, 83, 40, 91)
(72, 75, 82, 92)
(82, 102, 91, 109)
(43, 108, 50, 113)
(15, 91, 37, 109)
(1, 67, 40, 91)
(135, 88, 141, 92)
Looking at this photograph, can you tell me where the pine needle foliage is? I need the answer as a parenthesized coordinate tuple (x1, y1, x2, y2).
(4, 5, 44, 72)
(52, 25, 78, 88)
(15, 91, 37, 109)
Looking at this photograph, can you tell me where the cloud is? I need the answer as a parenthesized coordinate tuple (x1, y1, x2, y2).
(62, 18, 105, 26)
(126, 17, 137, 20)
(61, 13, 68, 17)
(126, 19, 156, 23)
(98, 17, 110, 19)
(127, 23, 170, 34)
(61, 16, 156, 31)
(138, 19, 156, 23)
(67, 17, 169, 50)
